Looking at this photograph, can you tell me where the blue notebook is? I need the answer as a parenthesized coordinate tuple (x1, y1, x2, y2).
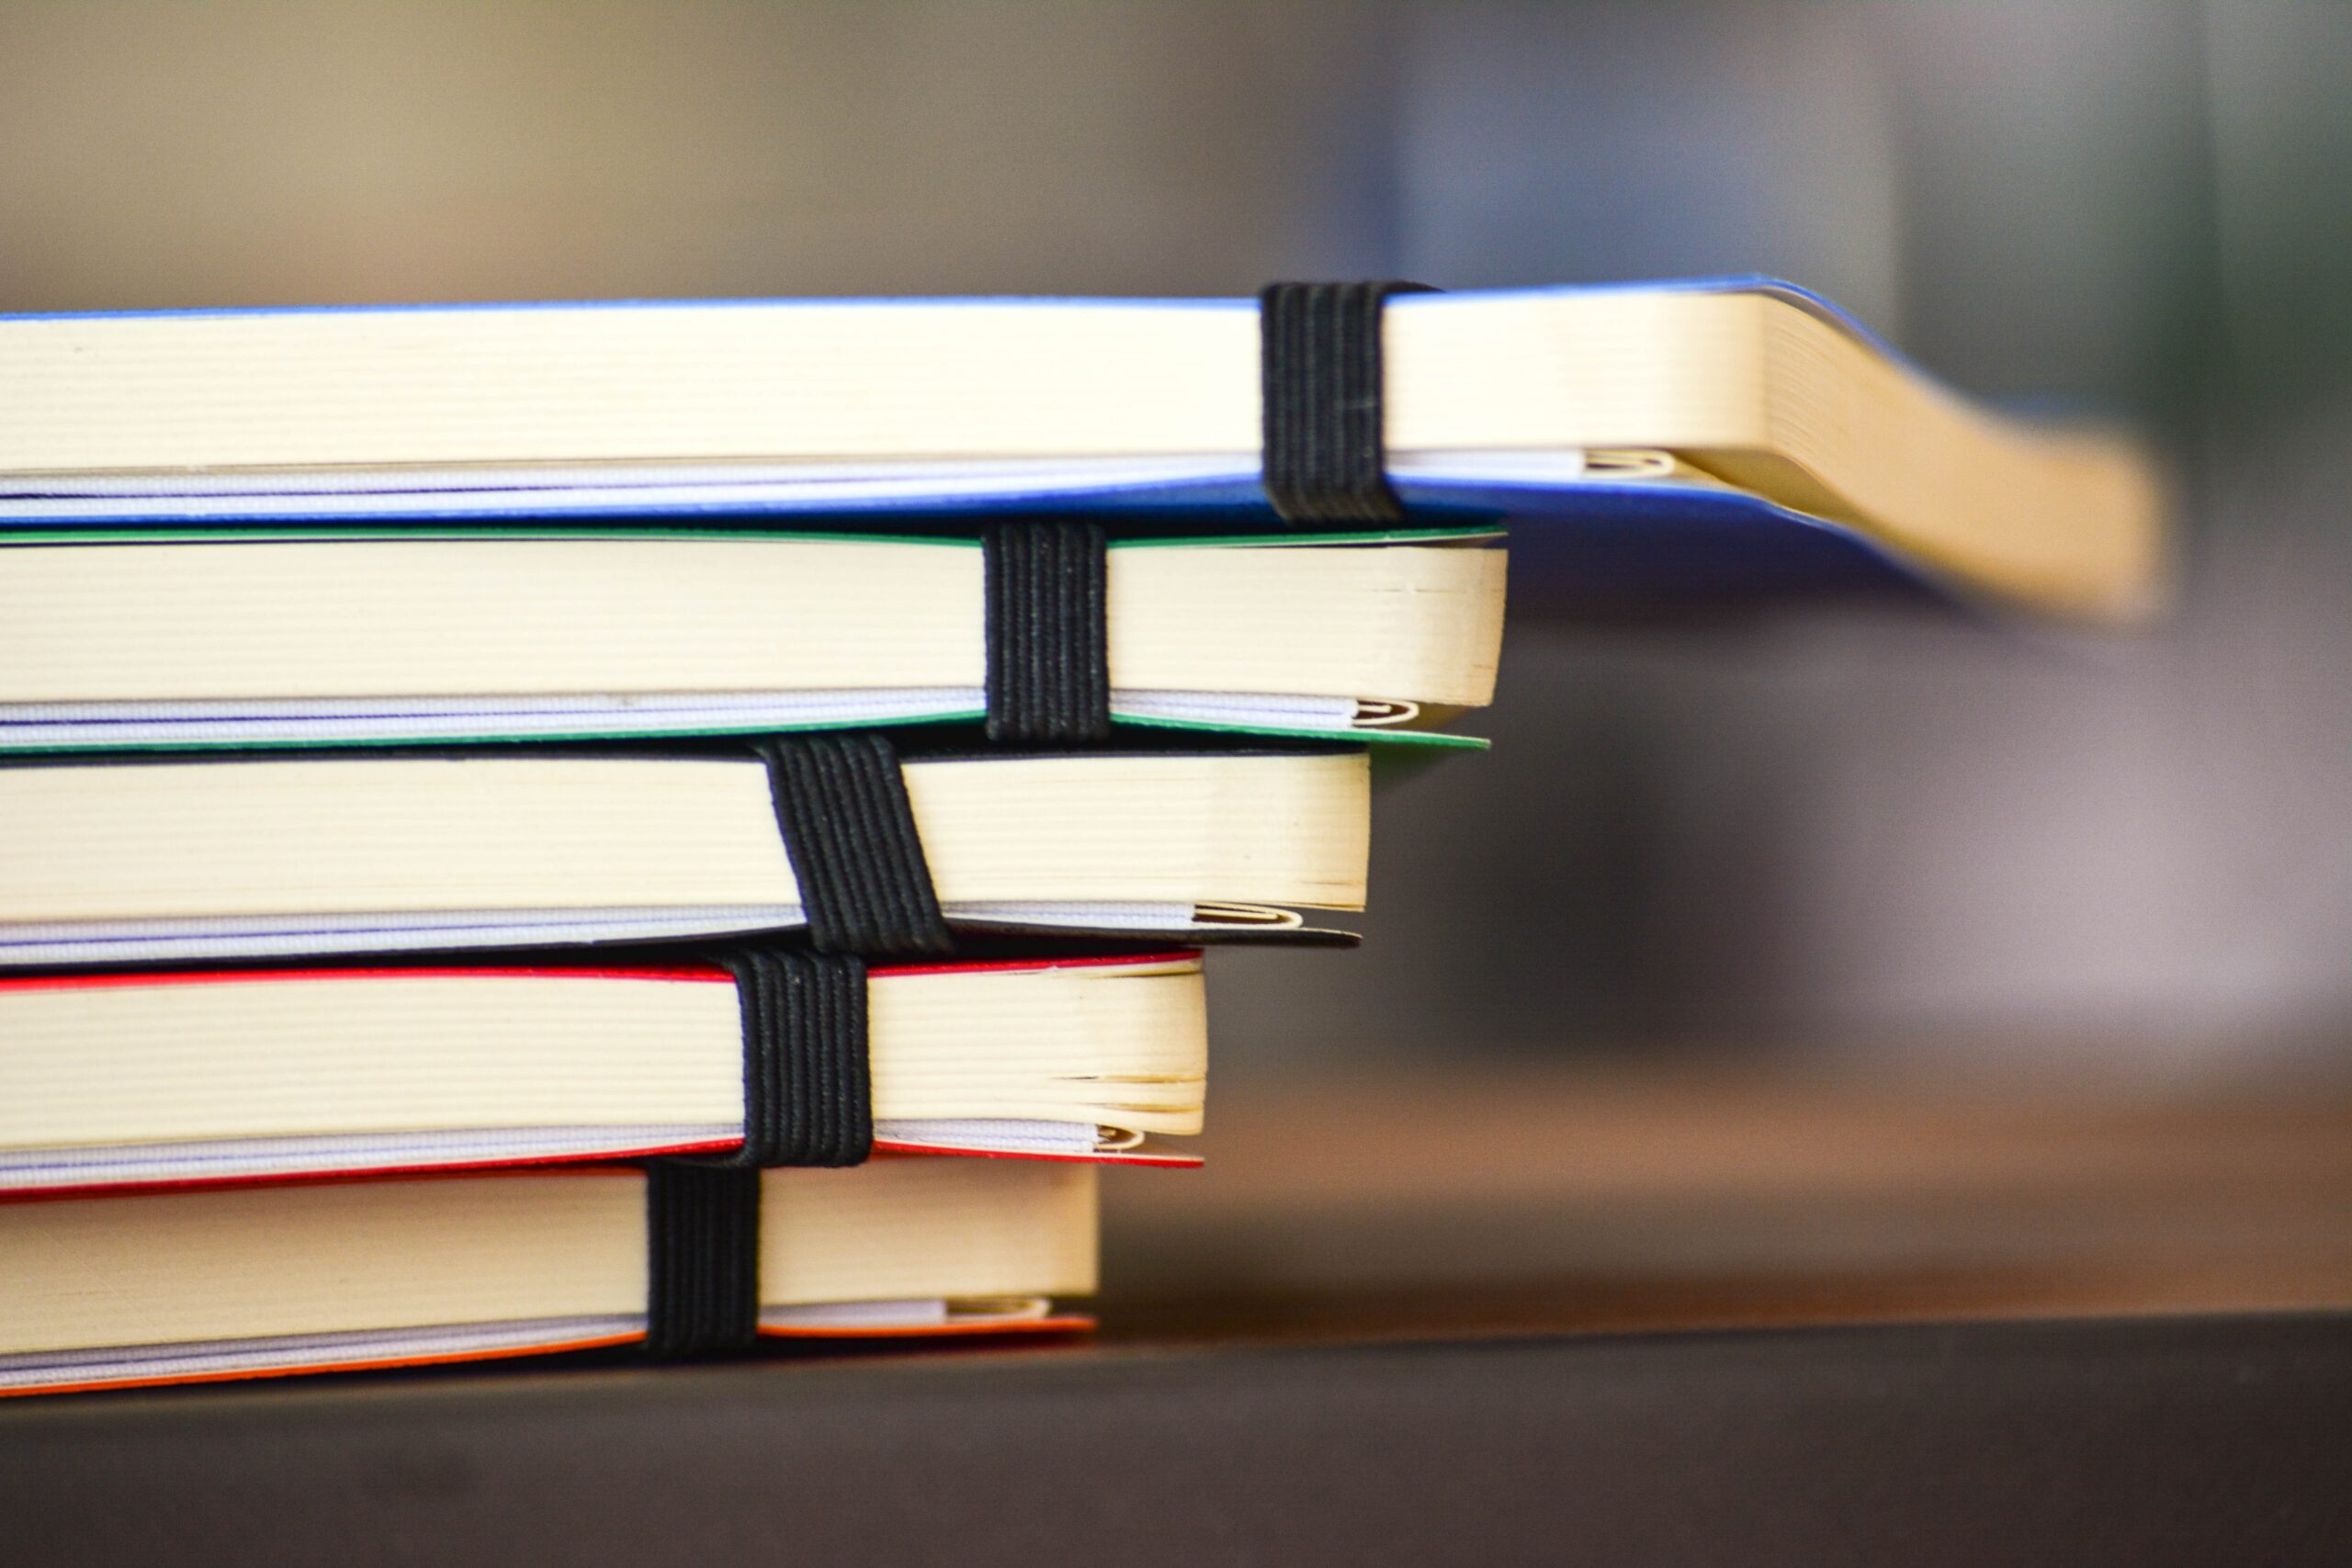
(0, 277, 2163, 622)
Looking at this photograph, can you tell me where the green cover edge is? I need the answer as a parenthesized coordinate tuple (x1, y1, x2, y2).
(0, 711, 1488, 755)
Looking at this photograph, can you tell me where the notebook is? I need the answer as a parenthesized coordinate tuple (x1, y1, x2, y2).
(0, 526, 1503, 750)
(0, 1158, 1096, 1397)
(0, 951, 1205, 1193)
(0, 278, 2163, 620)
(0, 746, 1370, 964)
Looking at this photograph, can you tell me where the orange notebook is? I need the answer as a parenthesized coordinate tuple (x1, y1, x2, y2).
(0, 1158, 1096, 1398)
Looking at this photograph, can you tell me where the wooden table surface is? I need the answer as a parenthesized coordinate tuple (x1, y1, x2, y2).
(1098, 1060, 2352, 1343)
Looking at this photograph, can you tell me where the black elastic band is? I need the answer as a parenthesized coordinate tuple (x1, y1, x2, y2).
(983, 520, 1111, 744)
(759, 734, 954, 956)
(1259, 280, 1438, 525)
(707, 948, 870, 1167)
(643, 1163, 762, 1359)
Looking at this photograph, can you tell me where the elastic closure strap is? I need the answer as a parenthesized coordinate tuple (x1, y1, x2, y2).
(706, 947, 871, 1168)
(643, 1162, 762, 1359)
(983, 520, 1111, 744)
(758, 734, 954, 956)
(1259, 280, 1439, 524)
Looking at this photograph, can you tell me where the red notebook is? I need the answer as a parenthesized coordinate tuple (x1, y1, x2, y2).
(0, 951, 1204, 1197)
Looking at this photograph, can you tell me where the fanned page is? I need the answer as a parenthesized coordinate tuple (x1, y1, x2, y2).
(0, 1160, 1098, 1397)
(0, 527, 1504, 751)
(0, 749, 1372, 964)
(0, 280, 2163, 620)
(0, 952, 1207, 1193)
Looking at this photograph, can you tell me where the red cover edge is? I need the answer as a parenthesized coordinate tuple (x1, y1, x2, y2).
(0, 950, 1203, 994)
(1, 1140, 1191, 1205)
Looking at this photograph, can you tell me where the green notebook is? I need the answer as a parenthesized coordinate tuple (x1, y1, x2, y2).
(0, 525, 1501, 752)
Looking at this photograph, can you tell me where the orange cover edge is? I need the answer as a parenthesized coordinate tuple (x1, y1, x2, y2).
(1, 1314, 1096, 1399)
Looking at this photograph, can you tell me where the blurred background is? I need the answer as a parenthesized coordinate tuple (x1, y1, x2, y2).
(5, 0, 2347, 1321)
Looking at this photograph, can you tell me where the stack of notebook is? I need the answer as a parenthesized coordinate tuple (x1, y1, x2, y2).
(0, 279, 2158, 1395)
